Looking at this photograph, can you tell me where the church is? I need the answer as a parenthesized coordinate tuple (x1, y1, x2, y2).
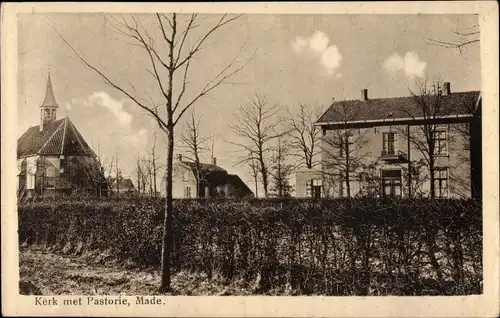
(17, 72, 107, 198)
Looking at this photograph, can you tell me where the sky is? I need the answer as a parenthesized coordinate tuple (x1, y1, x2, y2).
(17, 13, 480, 194)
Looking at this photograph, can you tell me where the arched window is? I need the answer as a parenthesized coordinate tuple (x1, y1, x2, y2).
(44, 109, 50, 119)
(44, 164, 57, 189)
(46, 166, 56, 177)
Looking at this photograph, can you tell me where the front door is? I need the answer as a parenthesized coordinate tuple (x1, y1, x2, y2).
(381, 169, 402, 198)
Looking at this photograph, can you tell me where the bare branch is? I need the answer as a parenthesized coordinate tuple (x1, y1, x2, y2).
(174, 14, 244, 70)
(47, 18, 170, 132)
(173, 47, 256, 125)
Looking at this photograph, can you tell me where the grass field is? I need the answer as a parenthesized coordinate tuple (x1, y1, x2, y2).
(19, 246, 261, 296)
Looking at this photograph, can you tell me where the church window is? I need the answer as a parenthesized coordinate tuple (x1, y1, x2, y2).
(45, 165, 57, 189)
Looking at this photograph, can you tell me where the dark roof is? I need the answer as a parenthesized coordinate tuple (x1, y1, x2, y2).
(41, 72, 59, 108)
(227, 174, 254, 197)
(317, 91, 481, 124)
(111, 178, 135, 191)
(17, 117, 96, 158)
(169, 160, 252, 194)
(182, 161, 227, 173)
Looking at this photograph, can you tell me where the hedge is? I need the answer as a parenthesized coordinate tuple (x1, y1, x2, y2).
(18, 198, 482, 295)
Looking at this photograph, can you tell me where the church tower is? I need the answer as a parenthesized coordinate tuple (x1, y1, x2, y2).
(40, 71, 59, 131)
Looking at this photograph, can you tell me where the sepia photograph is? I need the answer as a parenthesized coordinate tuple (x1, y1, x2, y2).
(2, 2, 499, 317)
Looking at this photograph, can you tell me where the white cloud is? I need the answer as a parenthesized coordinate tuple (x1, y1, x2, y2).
(321, 46, 342, 75)
(292, 31, 343, 76)
(89, 92, 133, 127)
(309, 31, 329, 53)
(383, 51, 427, 78)
(67, 92, 134, 127)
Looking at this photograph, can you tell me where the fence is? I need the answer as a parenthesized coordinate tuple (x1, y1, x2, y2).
(18, 198, 482, 295)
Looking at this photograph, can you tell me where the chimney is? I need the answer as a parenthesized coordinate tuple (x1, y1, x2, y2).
(212, 157, 217, 166)
(442, 82, 451, 96)
(177, 154, 182, 161)
(361, 89, 368, 101)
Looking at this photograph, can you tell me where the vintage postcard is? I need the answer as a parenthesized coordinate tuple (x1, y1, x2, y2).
(1, 1, 499, 317)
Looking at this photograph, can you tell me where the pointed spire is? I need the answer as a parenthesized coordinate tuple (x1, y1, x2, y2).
(40, 70, 59, 108)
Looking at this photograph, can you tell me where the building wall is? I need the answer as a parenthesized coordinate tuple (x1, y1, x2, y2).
(320, 122, 471, 198)
(18, 154, 105, 197)
(295, 169, 323, 198)
(169, 162, 198, 198)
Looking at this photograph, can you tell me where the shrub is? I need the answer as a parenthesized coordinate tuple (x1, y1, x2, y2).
(18, 197, 482, 295)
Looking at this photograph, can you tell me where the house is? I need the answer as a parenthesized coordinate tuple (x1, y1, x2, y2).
(296, 82, 481, 200)
(161, 155, 254, 198)
(109, 177, 137, 197)
(17, 72, 106, 197)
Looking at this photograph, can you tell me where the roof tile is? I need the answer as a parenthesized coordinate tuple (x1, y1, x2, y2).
(317, 91, 480, 124)
(17, 117, 95, 158)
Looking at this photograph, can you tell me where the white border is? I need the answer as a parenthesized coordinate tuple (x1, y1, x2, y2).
(2, 2, 499, 317)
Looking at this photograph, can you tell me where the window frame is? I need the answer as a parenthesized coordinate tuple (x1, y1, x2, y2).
(339, 132, 354, 158)
(382, 132, 397, 155)
(185, 186, 192, 198)
(433, 129, 448, 156)
(433, 167, 449, 199)
(311, 179, 322, 199)
(380, 169, 402, 198)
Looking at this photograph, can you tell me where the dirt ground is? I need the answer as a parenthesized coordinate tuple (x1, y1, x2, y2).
(19, 246, 255, 296)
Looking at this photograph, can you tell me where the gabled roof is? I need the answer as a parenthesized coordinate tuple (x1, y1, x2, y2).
(182, 161, 227, 174)
(316, 91, 480, 125)
(111, 178, 136, 191)
(168, 160, 252, 193)
(40, 72, 59, 108)
(227, 174, 254, 197)
(181, 161, 228, 187)
(17, 117, 96, 158)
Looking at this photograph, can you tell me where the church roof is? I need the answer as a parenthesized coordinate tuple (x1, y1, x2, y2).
(17, 117, 96, 158)
(40, 72, 59, 108)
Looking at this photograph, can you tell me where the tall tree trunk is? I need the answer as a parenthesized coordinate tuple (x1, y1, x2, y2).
(259, 153, 268, 198)
(429, 159, 435, 199)
(161, 24, 176, 291)
(161, 126, 174, 291)
(345, 147, 351, 197)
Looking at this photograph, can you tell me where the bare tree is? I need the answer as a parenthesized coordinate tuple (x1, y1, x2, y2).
(426, 18, 479, 56)
(135, 155, 143, 194)
(135, 155, 150, 196)
(142, 133, 163, 197)
(229, 93, 281, 198)
(249, 159, 260, 199)
(284, 103, 322, 169)
(50, 13, 252, 291)
(269, 135, 294, 198)
(177, 112, 211, 197)
(75, 141, 108, 197)
(321, 100, 369, 197)
(396, 80, 449, 199)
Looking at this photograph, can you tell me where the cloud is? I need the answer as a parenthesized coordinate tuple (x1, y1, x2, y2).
(292, 31, 343, 76)
(68, 92, 134, 127)
(383, 51, 427, 78)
